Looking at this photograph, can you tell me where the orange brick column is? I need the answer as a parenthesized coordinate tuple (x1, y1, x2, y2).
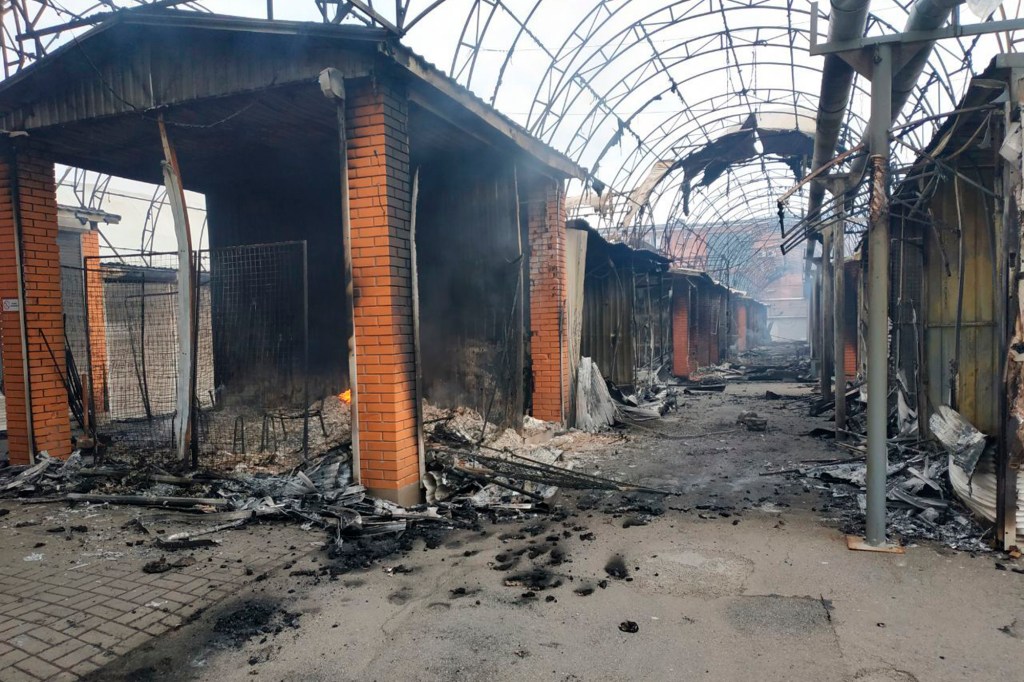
(345, 81, 419, 505)
(843, 261, 859, 379)
(672, 283, 692, 378)
(708, 291, 722, 365)
(0, 146, 70, 463)
(736, 303, 748, 352)
(527, 178, 568, 424)
(80, 230, 108, 415)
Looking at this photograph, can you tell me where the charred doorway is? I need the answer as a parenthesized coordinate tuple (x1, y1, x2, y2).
(411, 107, 526, 428)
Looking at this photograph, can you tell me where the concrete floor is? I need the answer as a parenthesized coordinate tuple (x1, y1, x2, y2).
(91, 382, 1024, 682)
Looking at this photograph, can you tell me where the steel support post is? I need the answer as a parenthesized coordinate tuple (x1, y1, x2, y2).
(865, 44, 892, 547)
(833, 180, 848, 437)
(821, 224, 835, 404)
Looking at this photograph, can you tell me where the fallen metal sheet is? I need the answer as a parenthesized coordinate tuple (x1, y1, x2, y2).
(888, 487, 949, 510)
(66, 493, 229, 508)
(929, 405, 986, 477)
(576, 357, 619, 432)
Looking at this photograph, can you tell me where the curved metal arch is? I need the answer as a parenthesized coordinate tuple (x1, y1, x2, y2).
(653, 161, 812, 283)
(592, 93, 844, 200)
(520, 1, 819, 131)
(2, 0, 1011, 288)
(666, 166, 806, 239)
(410, 0, 983, 215)
(548, 52, 833, 170)
(523, 6, 823, 152)
(552, 72, 856, 222)
(415, 0, 966, 251)
(537, 35, 951, 184)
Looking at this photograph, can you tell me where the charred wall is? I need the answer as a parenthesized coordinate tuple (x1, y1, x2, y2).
(581, 232, 670, 389)
(204, 150, 348, 402)
(631, 268, 672, 386)
(581, 244, 635, 388)
(412, 138, 525, 427)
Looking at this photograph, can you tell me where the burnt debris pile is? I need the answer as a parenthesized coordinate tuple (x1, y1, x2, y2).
(1, 404, 669, 573)
(782, 399, 1013, 551)
(796, 441, 989, 551)
(683, 341, 812, 389)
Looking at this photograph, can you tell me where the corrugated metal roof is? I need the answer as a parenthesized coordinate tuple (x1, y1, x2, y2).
(574, 221, 670, 271)
(0, 8, 585, 180)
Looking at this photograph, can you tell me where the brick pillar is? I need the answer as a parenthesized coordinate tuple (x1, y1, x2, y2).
(672, 284, 691, 378)
(843, 261, 859, 378)
(709, 291, 721, 365)
(736, 303, 748, 352)
(527, 178, 568, 424)
(0, 146, 70, 463)
(80, 230, 107, 415)
(346, 81, 419, 505)
(694, 285, 706, 368)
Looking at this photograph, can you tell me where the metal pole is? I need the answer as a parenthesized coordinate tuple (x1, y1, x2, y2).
(301, 240, 310, 460)
(7, 144, 35, 461)
(833, 180, 847, 436)
(865, 43, 892, 547)
(319, 69, 361, 480)
(409, 169, 426, 484)
(821, 226, 834, 403)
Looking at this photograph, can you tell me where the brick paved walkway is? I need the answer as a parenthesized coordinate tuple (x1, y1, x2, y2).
(0, 501, 313, 681)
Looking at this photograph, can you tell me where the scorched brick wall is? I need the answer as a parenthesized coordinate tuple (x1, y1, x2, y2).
(672, 285, 692, 378)
(0, 147, 70, 463)
(345, 80, 419, 499)
(736, 303, 748, 352)
(527, 178, 568, 424)
(81, 229, 108, 415)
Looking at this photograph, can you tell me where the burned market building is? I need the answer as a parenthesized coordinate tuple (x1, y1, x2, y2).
(0, 10, 584, 504)
(848, 55, 1024, 546)
(670, 269, 767, 379)
(577, 222, 672, 393)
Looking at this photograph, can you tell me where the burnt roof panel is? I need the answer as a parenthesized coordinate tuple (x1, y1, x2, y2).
(0, 8, 583, 180)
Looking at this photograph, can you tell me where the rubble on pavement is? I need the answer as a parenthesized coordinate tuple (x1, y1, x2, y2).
(683, 341, 812, 386)
(0, 403, 664, 573)
(788, 437, 991, 551)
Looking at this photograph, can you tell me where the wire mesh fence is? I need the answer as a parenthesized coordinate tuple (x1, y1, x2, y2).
(60, 265, 89, 434)
(194, 242, 310, 464)
(61, 266, 87, 384)
(83, 241, 317, 469)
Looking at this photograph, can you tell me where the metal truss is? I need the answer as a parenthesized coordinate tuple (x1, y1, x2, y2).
(1, 1, 1014, 289)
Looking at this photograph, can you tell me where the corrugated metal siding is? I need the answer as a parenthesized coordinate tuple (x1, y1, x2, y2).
(1, 31, 374, 130)
(924, 174, 999, 433)
(581, 264, 634, 388)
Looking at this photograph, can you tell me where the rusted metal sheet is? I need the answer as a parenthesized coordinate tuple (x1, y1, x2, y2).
(924, 172, 999, 433)
(581, 259, 635, 388)
(579, 228, 671, 390)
